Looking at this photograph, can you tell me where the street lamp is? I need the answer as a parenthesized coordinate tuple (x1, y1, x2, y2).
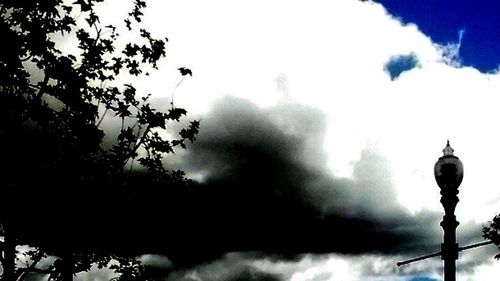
(434, 140, 463, 281)
(396, 141, 493, 280)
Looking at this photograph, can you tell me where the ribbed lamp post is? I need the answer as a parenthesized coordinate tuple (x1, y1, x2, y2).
(434, 141, 463, 281)
(396, 141, 493, 280)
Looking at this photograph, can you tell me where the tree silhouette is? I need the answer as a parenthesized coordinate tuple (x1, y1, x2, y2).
(0, 1, 198, 281)
(483, 215, 500, 259)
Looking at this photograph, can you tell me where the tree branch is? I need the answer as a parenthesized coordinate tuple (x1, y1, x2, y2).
(96, 107, 109, 127)
(20, 54, 33, 62)
(0, 240, 4, 264)
(16, 251, 45, 281)
(16, 267, 53, 275)
(125, 124, 150, 167)
(35, 75, 50, 100)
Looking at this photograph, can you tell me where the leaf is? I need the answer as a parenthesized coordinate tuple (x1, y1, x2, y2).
(62, 5, 73, 13)
(123, 44, 140, 57)
(149, 112, 166, 129)
(86, 12, 99, 26)
(110, 57, 123, 75)
(126, 60, 142, 76)
(74, 0, 92, 12)
(139, 29, 151, 39)
(168, 107, 187, 121)
(115, 101, 131, 118)
(123, 84, 139, 106)
(124, 18, 132, 30)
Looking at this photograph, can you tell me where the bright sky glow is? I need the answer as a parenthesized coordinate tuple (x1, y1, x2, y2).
(96, 0, 500, 222)
(92, 0, 500, 279)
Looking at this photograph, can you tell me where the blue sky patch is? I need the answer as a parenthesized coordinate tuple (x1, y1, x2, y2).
(384, 53, 420, 80)
(408, 277, 439, 281)
(378, 0, 500, 72)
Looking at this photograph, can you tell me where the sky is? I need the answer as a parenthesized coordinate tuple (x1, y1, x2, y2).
(69, 0, 500, 280)
(378, 0, 500, 73)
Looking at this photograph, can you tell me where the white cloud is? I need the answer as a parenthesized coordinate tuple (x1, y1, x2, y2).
(250, 251, 500, 281)
(465, 261, 500, 281)
(251, 253, 442, 281)
(113, 0, 500, 222)
(437, 28, 466, 66)
(90, 0, 500, 279)
(289, 258, 356, 281)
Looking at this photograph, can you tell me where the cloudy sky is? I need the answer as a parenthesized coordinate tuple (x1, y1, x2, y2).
(79, 0, 500, 280)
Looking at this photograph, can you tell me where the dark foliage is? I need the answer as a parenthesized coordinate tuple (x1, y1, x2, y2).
(178, 67, 192, 77)
(0, 0, 198, 280)
(483, 215, 500, 259)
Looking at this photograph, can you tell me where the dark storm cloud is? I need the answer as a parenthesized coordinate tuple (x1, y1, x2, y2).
(224, 269, 282, 281)
(384, 53, 420, 80)
(148, 96, 486, 266)
(15, 94, 487, 273)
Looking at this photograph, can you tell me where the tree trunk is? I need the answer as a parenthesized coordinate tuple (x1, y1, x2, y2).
(2, 226, 16, 281)
(61, 250, 73, 281)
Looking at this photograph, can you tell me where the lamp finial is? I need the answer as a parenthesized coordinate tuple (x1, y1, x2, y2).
(443, 140, 454, 156)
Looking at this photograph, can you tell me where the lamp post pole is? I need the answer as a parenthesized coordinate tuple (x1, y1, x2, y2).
(395, 141, 493, 281)
(434, 141, 463, 281)
(440, 199, 459, 281)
